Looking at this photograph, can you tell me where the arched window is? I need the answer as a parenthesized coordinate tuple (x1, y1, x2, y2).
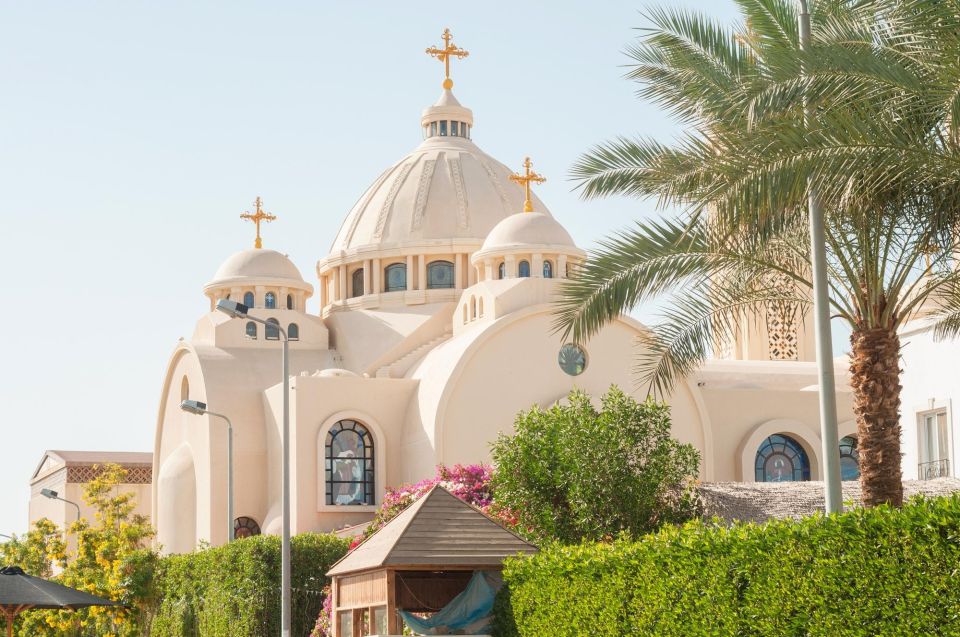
(180, 376, 189, 402)
(543, 260, 553, 278)
(385, 264, 407, 292)
(325, 419, 375, 505)
(498, 262, 506, 279)
(233, 516, 261, 539)
(288, 323, 299, 341)
(478, 297, 484, 318)
(470, 296, 477, 320)
(245, 321, 258, 339)
(839, 435, 860, 481)
(286, 294, 294, 310)
(351, 268, 364, 298)
(755, 434, 811, 482)
(243, 291, 255, 308)
(518, 260, 531, 278)
(462, 303, 468, 323)
(265, 318, 280, 341)
(427, 260, 455, 289)
(265, 292, 276, 309)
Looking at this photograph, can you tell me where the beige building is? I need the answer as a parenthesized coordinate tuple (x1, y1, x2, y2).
(152, 35, 859, 554)
(29, 450, 152, 549)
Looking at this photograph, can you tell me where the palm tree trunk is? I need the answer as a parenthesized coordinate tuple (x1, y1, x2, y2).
(849, 326, 903, 507)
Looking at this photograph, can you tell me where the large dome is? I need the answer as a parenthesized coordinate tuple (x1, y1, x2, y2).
(329, 90, 550, 254)
(204, 248, 311, 292)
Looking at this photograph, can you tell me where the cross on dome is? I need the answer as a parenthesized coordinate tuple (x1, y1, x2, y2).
(240, 197, 277, 249)
(509, 157, 546, 213)
(425, 28, 469, 90)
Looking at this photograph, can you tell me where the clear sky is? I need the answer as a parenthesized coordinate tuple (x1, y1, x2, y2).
(0, 1, 750, 536)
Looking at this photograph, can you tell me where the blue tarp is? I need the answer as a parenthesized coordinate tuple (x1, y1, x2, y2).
(398, 571, 499, 635)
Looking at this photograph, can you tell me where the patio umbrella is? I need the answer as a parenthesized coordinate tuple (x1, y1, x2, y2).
(0, 566, 119, 637)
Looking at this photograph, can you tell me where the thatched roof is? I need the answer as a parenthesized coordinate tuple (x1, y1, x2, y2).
(698, 478, 960, 525)
(327, 486, 537, 577)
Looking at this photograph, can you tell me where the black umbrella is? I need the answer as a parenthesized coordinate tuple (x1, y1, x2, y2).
(0, 566, 119, 637)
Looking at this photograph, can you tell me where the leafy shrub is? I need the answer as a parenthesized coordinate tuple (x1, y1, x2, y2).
(149, 532, 349, 637)
(495, 495, 960, 637)
(491, 387, 700, 544)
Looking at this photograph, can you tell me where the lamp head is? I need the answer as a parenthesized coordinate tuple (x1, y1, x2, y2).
(216, 299, 249, 318)
(40, 488, 58, 499)
(180, 399, 208, 416)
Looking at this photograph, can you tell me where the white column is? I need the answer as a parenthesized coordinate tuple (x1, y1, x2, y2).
(362, 260, 371, 296)
(484, 259, 493, 281)
(338, 266, 347, 301)
(468, 258, 478, 285)
(418, 255, 426, 291)
(454, 253, 463, 290)
(279, 286, 289, 309)
(319, 278, 328, 309)
(373, 258, 381, 294)
(406, 255, 415, 291)
(255, 285, 265, 308)
(532, 253, 543, 279)
(558, 255, 568, 279)
(505, 255, 517, 279)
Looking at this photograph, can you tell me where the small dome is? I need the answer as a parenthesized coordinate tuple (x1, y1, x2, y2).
(204, 248, 312, 293)
(474, 212, 577, 260)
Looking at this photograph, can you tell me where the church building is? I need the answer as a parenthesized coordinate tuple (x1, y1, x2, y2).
(152, 30, 858, 553)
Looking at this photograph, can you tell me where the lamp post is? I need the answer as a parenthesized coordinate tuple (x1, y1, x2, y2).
(40, 489, 81, 524)
(798, 0, 842, 514)
(216, 298, 291, 637)
(181, 399, 235, 543)
(0, 533, 12, 541)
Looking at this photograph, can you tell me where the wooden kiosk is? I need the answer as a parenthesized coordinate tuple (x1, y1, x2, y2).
(326, 486, 537, 636)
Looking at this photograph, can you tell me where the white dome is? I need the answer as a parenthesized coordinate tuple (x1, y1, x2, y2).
(204, 248, 312, 293)
(474, 212, 578, 261)
(328, 91, 550, 254)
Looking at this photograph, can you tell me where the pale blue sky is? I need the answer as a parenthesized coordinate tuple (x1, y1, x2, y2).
(0, 1, 750, 535)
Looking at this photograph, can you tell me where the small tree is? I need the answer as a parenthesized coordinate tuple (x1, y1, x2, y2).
(491, 387, 699, 544)
(0, 518, 66, 578)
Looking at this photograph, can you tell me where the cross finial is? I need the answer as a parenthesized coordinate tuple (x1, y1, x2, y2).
(426, 27, 469, 90)
(239, 197, 277, 249)
(509, 157, 546, 213)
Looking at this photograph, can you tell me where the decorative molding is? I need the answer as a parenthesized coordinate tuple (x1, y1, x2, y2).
(411, 155, 440, 230)
(67, 464, 152, 484)
(480, 159, 509, 206)
(373, 159, 417, 240)
(343, 165, 393, 247)
(765, 271, 799, 361)
(448, 156, 469, 228)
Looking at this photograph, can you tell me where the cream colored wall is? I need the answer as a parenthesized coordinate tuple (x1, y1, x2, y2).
(404, 305, 709, 483)
(261, 374, 416, 534)
(700, 387, 856, 481)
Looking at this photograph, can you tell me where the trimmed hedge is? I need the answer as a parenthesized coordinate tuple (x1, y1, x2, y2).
(149, 532, 349, 637)
(495, 495, 960, 637)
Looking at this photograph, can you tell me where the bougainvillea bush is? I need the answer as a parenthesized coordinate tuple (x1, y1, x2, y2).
(311, 464, 499, 636)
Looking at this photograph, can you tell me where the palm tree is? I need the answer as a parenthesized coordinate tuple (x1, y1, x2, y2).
(555, 0, 960, 507)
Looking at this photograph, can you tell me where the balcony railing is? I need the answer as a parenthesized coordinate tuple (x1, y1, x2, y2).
(918, 458, 950, 480)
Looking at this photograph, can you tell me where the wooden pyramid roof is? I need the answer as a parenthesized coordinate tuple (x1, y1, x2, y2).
(327, 485, 537, 576)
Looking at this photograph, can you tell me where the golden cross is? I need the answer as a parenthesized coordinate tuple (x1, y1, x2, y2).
(239, 197, 276, 249)
(509, 157, 546, 212)
(425, 28, 469, 90)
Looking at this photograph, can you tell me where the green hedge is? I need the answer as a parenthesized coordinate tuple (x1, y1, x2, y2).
(148, 532, 349, 637)
(495, 495, 960, 637)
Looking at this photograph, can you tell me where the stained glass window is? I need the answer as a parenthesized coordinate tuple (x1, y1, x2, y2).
(265, 292, 276, 309)
(839, 435, 860, 481)
(543, 260, 553, 278)
(288, 323, 299, 341)
(440, 120, 448, 136)
(243, 291, 255, 308)
(755, 434, 811, 482)
(558, 344, 587, 376)
(245, 321, 257, 339)
(518, 260, 531, 277)
(451, 121, 459, 136)
(385, 264, 407, 292)
(351, 268, 364, 298)
(233, 516, 261, 539)
(265, 318, 280, 341)
(427, 260, 455, 289)
(325, 420, 375, 506)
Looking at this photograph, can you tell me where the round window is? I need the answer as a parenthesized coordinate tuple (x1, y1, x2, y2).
(558, 344, 587, 376)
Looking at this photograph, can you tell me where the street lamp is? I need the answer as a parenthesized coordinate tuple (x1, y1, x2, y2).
(216, 298, 292, 637)
(40, 489, 81, 524)
(0, 533, 12, 541)
(798, 0, 842, 514)
(180, 399, 235, 543)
